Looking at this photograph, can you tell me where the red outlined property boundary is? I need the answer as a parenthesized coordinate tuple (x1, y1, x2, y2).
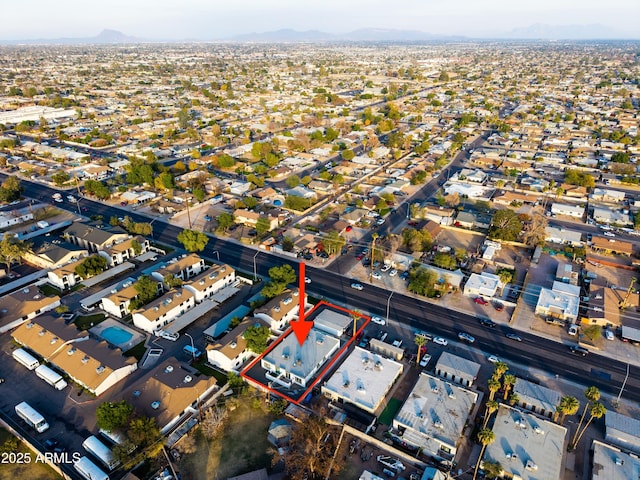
(240, 300, 371, 405)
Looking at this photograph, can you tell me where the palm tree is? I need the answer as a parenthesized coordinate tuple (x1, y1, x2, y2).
(483, 400, 498, 428)
(488, 378, 501, 401)
(482, 460, 503, 480)
(351, 309, 361, 338)
(473, 428, 495, 480)
(502, 374, 516, 400)
(415, 335, 427, 364)
(571, 386, 600, 448)
(571, 402, 606, 449)
(492, 362, 509, 381)
(555, 396, 580, 425)
(508, 392, 519, 406)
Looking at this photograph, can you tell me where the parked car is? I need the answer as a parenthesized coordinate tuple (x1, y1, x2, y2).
(419, 354, 431, 367)
(351, 283, 364, 291)
(474, 297, 489, 305)
(493, 301, 504, 312)
(399, 271, 409, 280)
(389, 269, 398, 277)
(605, 329, 615, 341)
(304, 276, 311, 284)
(372, 271, 382, 280)
(604, 231, 615, 237)
(458, 332, 475, 343)
(568, 324, 579, 336)
(380, 264, 391, 273)
(433, 337, 448, 346)
(506, 333, 522, 342)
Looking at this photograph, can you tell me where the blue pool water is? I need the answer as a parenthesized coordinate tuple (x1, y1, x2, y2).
(101, 326, 133, 346)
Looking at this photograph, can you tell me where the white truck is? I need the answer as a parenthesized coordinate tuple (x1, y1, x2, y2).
(35, 365, 68, 390)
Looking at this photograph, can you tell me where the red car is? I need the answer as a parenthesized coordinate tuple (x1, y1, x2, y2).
(474, 297, 489, 305)
(356, 254, 364, 260)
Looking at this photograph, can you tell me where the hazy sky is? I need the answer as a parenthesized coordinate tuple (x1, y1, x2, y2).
(3, 0, 639, 40)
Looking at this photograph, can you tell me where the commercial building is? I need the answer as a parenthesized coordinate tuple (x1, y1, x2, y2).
(605, 410, 640, 454)
(482, 405, 567, 480)
(591, 440, 640, 480)
(535, 281, 580, 323)
(313, 308, 353, 338)
(512, 378, 561, 419)
(463, 272, 503, 298)
(392, 372, 478, 465)
(321, 346, 404, 414)
(434, 352, 480, 387)
(261, 328, 340, 388)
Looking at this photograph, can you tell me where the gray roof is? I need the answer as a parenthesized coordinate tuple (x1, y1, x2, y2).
(435, 351, 480, 384)
(592, 440, 640, 480)
(606, 410, 640, 440)
(514, 378, 561, 414)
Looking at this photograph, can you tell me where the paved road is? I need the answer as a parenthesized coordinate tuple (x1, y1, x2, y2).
(2, 172, 638, 402)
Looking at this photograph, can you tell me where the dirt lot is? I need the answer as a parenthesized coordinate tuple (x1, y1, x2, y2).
(0, 429, 61, 480)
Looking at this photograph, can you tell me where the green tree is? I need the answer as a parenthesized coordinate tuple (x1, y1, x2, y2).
(126, 416, 165, 461)
(130, 275, 160, 310)
(438, 71, 450, 82)
(492, 361, 509, 380)
(571, 387, 600, 448)
(502, 374, 516, 400)
(323, 231, 345, 255)
(255, 216, 272, 236)
(483, 400, 499, 429)
(488, 378, 501, 401)
(555, 396, 580, 425)
(570, 402, 606, 449)
(433, 252, 456, 270)
(51, 171, 70, 186)
(0, 235, 30, 273)
(96, 400, 134, 432)
(482, 460, 503, 480)
(243, 324, 271, 353)
(177, 229, 208, 252)
(341, 149, 355, 161)
(473, 428, 495, 480)
(0, 176, 21, 203)
(488, 209, 523, 241)
(268, 264, 297, 285)
(216, 212, 235, 232)
(164, 273, 183, 288)
(286, 175, 301, 188)
(282, 236, 294, 252)
(74, 255, 108, 279)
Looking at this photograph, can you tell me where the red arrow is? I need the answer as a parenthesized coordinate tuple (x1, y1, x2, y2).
(291, 261, 313, 345)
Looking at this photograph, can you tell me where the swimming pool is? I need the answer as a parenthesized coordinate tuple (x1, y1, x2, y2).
(101, 326, 133, 346)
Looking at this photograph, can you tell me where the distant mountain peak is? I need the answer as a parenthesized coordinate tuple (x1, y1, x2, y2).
(505, 23, 619, 40)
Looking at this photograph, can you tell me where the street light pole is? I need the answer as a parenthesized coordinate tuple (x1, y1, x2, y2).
(184, 332, 195, 362)
(253, 251, 259, 281)
(212, 250, 220, 262)
(615, 361, 630, 407)
(386, 291, 394, 323)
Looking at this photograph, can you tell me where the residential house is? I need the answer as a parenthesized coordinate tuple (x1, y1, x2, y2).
(592, 207, 632, 226)
(545, 226, 583, 246)
(62, 223, 130, 253)
(206, 317, 269, 372)
(11, 316, 137, 396)
(132, 288, 196, 334)
(183, 263, 236, 303)
(100, 235, 150, 267)
(101, 283, 139, 319)
(550, 203, 585, 219)
(151, 254, 205, 285)
(591, 236, 634, 256)
(233, 209, 280, 231)
(591, 188, 626, 203)
(535, 281, 580, 323)
(254, 288, 306, 333)
(422, 205, 456, 225)
(123, 357, 217, 433)
(463, 272, 504, 298)
(23, 240, 88, 270)
(47, 258, 84, 290)
(0, 286, 60, 334)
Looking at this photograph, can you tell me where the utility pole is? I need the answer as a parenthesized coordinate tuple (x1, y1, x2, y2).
(185, 196, 192, 229)
(369, 233, 378, 282)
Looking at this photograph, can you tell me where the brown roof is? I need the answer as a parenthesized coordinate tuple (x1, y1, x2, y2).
(206, 317, 269, 361)
(0, 287, 60, 330)
(157, 254, 204, 277)
(11, 316, 136, 392)
(134, 288, 195, 322)
(106, 235, 148, 254)
(254, 288, 301, 323)
(124, 357, 216, 428)
(104, 284, 139, 306)
(50, 258, 85, 277)
(184, 264, 235, 293)
(591, 236, 634, 255)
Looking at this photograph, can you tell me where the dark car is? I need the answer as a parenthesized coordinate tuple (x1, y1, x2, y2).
(480, 318, 496, 328)
(399, 271, 409, 280)
(493, 301, 504, 312)
(570, 345, 589, 356)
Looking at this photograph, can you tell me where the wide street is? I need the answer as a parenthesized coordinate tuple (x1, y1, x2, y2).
(2, 171, 638, 403)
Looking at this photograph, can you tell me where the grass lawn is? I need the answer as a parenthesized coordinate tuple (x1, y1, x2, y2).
(74, 313, 106, 330)
(378, 397, 403, 426)
(0, 428, 61, 480)
(39, 284, 62, 297)
(191, 363, 228, 385)
(124, 341, 147, 361)
(179, 398, 276, 479)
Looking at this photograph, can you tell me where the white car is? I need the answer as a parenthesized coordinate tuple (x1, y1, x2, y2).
(433, 337, 448, 346)
(568, 324, 578, 336)
(304, 276, 311, 284)
(371, 271, 382, 280)
(604, 231, 615, 237)
(350, 282, 364, 291)
(380, 264, 391, 273)
(389, 269, 398, 277)
(488, 355, 500, 364)
(376, 217, 385, 225)
(605, 329, 615, 341)
(419, 354, 432, 368)
(370, 315, 386, 326)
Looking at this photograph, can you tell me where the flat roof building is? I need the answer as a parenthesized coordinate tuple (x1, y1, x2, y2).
(434, 351, 480, 387)
(605, 410, 640, 454)
(483, 405, 567, 480)
(513, 378, 562, 419)
(261, 328, 340, 388)
(313, 309, 353, 337)
(591, 440, 640, 480)
(321, 346, 404, 415)
(392, 372, 478, 465)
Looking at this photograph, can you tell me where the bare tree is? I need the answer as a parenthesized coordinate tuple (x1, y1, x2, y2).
(200, 406, 228, 439)
(522, 212, 548, 247)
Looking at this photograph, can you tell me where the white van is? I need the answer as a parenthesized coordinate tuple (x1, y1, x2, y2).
(12, 348, 40, 370)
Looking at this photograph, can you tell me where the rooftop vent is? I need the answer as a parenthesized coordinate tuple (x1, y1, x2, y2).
(67, 347, 76, 355)
(533, 426, 544, 434)
(199, 280, 205, 285)
(151, 401, 161, 409)
(26, 322, 34, 329)
(283, 297, 292, 305)
(39, 329, 47, 336)
(82, 355, 90, 364)
(343, 380, 350, 388)
(33, 295, 41, 300)
(96, 365, 105, 374)
(434, 421, 444, 429)
(175, 292, 181, 297)
(230, 341, 237, 348)
(525, 460, 538, 471)
(23, 288, 30, 294)
(432, 386, 439, 393)
(615, 457, 624, 466)
(209, 272, 218, 279)
(316, 336, 324, 344)
(183, 375, 193, 383)
(50, 337, 58, 344)
(274, 306, 280, 312)
(165, 365, 174, 373)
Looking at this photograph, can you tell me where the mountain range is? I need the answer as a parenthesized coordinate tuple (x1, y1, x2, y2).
(0, 24, 633, 45)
